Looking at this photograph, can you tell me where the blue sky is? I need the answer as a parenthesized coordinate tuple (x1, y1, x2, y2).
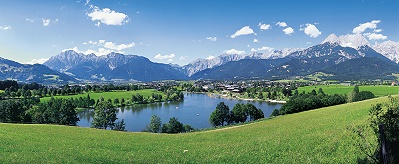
(0, 0, 398, 66)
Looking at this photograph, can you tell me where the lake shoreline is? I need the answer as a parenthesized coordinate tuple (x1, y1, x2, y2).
(205, 93, 287, 104)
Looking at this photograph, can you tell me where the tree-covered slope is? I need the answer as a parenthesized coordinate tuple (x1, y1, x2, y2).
(322, 57, 399, 80)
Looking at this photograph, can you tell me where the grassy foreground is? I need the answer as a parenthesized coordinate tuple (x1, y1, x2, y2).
(40, 89, 164, 102)
(0, 97, 388, 163)
(297, 85, 399, 97)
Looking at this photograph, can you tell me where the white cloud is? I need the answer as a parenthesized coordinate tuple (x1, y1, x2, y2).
(87, 6, 129, 26)
(85, 0, 90, 5)
(0, 25, 11, 30)
(374, 29, 382, 33)
(206, 55, 216, 60)
(251, 48, 257, 52)
(276, 22, 287, 27)
(64, 40, 135, 56)
(83, 40, 134, 51)
(155, 53, 175, 60)
(258, 23, 271, 30)
(353, 20, 380, 34)
(25, 58, 49, 65)
(104, 42, 135, 51)
(253, 39, 259, 43)
(206, 37, 217, 41)
(62, 47, 116, 56)
(365, 33, 388, 40)
(231, 26, 256, 38)
(42, 18, 51, 26)
(307, 42, 312, 44)
(179, 56, 188, 60)
(283, 27, 294, 35)
(25, 18, 35, 22)
(168, 59, 173, 62)
(84, 48, 113, 56)
(247, 44, 251, 47)
(62, 47, 81, 53)
(224, 48, 245, 55)
(257, 46, 273, 52)
(300, 23, 321, 38)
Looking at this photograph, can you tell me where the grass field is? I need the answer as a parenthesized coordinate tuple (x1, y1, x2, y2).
(40, 89, 165, 102)
(297, 85, 399, 97)
(0, 96, 388, 163)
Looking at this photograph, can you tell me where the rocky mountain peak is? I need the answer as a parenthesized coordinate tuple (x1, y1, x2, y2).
(322, 33, 370, 49)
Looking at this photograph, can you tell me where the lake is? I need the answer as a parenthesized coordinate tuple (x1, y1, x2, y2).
(77, 93, 282, 131)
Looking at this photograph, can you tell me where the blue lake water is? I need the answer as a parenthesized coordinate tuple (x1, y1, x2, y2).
(77, 93, 282, 132)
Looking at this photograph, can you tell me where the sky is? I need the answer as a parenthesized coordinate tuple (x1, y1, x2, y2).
(0, 0, 398, 66)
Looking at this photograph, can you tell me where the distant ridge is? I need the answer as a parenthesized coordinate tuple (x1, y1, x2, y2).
(44, 51, 188, 82)
(0, 57, 75, 83)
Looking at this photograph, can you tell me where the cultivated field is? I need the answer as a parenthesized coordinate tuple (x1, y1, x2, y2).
(0, 96, 388, 163)
(297, 85, 399, 97)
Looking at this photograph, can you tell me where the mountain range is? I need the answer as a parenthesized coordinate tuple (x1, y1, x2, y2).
(1, 33, 399, 83)
(44, 51, 187, 82)
(0, 57, 75, 84)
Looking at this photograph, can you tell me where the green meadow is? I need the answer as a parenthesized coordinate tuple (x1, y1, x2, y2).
(40, 89, 165, 102)
(0, 96, 388, 163)
(297, 85, 399, 97)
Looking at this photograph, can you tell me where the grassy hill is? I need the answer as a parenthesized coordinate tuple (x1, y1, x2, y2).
(0, 96, 388, 163)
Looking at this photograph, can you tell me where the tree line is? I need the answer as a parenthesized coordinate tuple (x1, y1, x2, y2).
(271, 86, 375, 117)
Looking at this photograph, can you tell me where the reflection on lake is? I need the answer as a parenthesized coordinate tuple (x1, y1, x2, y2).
(77, 93, 282, 132)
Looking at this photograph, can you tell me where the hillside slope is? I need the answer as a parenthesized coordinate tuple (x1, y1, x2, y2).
(0, 97, 388, 163)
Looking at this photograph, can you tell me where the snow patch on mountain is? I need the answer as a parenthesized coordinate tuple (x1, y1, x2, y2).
(372, 40, 399, 63)
(183, 48, 302, 76)
(321, 33, 370, 49)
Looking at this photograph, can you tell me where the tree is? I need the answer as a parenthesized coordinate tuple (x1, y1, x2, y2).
(58, 99, 79, 125)
(183, 124, 194, 133)
(318, 88, 325, 96)
(91, 100, 117, 129)
(209, 102, 230, 127)
(310, 89, 317, 96)
(114, 98, 120, 106)
(270, 109, 280, 117)
(121, 97, 125, 106)
(358, 91, 375, 101)
(113, 119, 126, 131)
(245, 104, 264, 121)
(167, 117, 183, 133)
(148, 114, 162, 133)
(231, 103, 247, 123)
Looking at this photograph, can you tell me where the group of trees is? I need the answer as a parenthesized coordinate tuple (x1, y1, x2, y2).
(347, 85, 375, 103)
(0, 98, 39, 123)
(27, 98, 79, 125)
(209, 102, 265, 127)
(272, 88, 347, 116)
(272, 86, 376, 117)
(243, 86, 294, 100)
(144, 115, 193, 133)
(0, 97, 80, 126)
